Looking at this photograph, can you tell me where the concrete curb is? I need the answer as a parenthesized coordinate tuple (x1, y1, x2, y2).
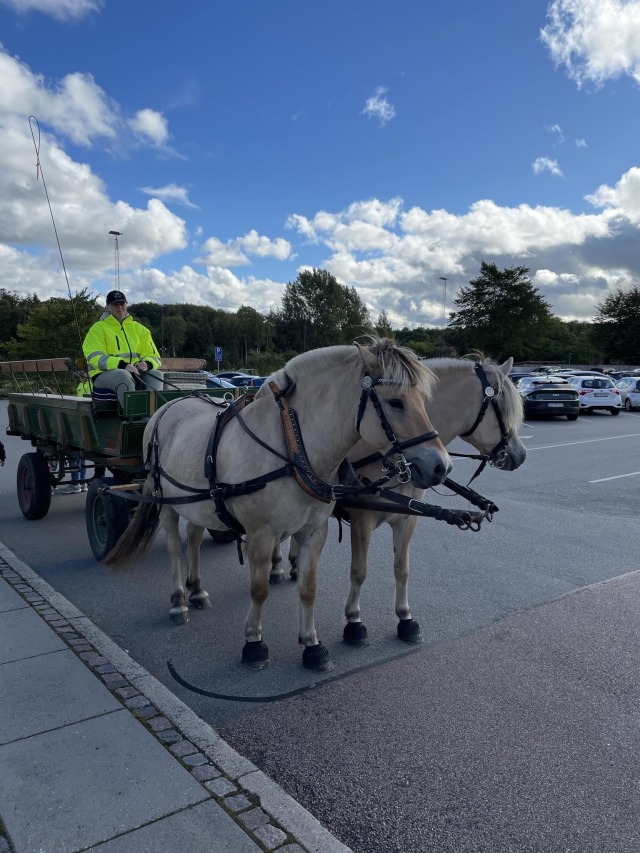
(0, 541, 352, 853)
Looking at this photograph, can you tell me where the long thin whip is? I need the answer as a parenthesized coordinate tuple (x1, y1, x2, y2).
(28, 115, 85, 358)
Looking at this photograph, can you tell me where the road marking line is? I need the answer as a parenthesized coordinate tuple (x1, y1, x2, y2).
(589, 471, 640, 483)
(527, 432, 640, 451)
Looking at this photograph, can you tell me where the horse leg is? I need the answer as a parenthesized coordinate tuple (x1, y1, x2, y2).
(185, 522, 210, 609)
(392, 515, 423, 644)
(296, 521, 334, 672)
(288, 536, 298, 581)
(269, 542, 285, 585)
(162, 507, 189, 625)
(242, 531, 276, 669)
(343, 513, 376, 647)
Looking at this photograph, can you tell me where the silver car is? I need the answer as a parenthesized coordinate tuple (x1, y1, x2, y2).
(615, 377, 640, 411)
(567, 375, 622, 415)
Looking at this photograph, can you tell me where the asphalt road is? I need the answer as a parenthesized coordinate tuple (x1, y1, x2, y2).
(2, 402, 640, 852)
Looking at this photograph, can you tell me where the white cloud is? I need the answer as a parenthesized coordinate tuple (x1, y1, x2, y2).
(585, 166, 640, 223)
(576, 137, 587, 147)
(129, 109, 169, 146)
(547, 123, 565, 144)
(129, 264, 286, 315)
(533, 156, 564, 177)
(0, 0, 100, 21)
(362, 86, 396, 126)
(197, 230, 292, 267)
(139, 184, 198, 209)
(541, 0, 640, 87)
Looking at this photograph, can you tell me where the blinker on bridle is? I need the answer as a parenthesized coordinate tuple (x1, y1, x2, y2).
(356, 373, 439, 484)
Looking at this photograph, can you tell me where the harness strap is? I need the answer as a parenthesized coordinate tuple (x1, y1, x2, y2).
(269, 380, 333, 503)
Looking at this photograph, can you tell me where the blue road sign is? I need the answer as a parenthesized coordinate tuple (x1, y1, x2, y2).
(215, 346, 222, 362)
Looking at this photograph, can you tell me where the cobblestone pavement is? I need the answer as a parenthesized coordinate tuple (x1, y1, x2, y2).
(0, 544, 351, 853)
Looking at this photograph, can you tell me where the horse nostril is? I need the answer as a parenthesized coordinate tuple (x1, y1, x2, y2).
(434, 460, 451, 481)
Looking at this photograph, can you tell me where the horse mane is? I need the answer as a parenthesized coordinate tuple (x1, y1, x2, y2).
(269, 337, 436, 394)
(424, 353, 523, 430)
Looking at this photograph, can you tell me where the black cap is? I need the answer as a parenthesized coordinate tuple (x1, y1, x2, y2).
(106, 290, 127, 304)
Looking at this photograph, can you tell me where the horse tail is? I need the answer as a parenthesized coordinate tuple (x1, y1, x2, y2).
(104, 481, 161, 567)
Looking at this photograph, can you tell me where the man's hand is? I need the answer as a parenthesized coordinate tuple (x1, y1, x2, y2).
(124, 363, 140, 376)
(136, 360, 148, 372)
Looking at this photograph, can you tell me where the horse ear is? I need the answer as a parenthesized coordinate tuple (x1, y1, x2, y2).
(354, 341, 379, 372)
(498, 357, 513, 376)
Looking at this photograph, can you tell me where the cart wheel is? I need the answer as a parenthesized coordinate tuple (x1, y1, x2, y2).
(207, 528, 237, 544)
(17, 452, 52, 520)
(86, 477, 132, 561)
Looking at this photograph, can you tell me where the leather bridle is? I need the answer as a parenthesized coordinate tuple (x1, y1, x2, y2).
(355, 374, 439, 483)
(452, 362, 514, 482)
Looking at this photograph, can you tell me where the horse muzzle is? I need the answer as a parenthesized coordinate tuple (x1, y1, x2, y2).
(407, 447, 453, 489)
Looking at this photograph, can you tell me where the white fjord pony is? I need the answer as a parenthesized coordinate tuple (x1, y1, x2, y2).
(105, 339, 452, 672)
(279, 355, 526, 647)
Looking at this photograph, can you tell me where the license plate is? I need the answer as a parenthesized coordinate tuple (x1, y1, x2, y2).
(548, 402, 563, 407)
(594, 393, 608, 397)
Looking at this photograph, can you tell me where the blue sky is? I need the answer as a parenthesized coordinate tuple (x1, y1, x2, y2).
(2, 0, 640, 329)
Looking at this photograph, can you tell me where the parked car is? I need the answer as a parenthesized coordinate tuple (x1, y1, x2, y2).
(515, 375, 580, 420)
(607, 370, 640, 381)
(566, 375, 622, 415)
(203, 374, 236, 389)
(213, 372, 256, 387)
(508, 372, 534, 385)
(615, 377, 640, 410)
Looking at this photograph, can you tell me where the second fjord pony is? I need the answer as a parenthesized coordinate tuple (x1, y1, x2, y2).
(105, 339, 452, 671)
(282, 356, 526, 646)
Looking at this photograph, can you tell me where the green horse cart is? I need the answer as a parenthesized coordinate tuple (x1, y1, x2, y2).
(2, 357, 236, 559)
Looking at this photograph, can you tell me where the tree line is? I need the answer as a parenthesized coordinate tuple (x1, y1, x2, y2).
(1, 263, 639, 371)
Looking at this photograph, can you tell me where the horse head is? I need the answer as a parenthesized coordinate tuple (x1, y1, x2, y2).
(353, 338, 452, 488)
(427, 355, 526, 472)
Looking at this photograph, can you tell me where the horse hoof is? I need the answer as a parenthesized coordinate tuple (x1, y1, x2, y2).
(302, 643, 334, 672)
(269, 573, 286, 586)
(397, 618, 422, 644)
(242, 640, 270, 670)
(189, 592, 211, 610)
(289, 570, 298, 582)
(170, 607, 189, 626)
(343, 622, 369, 647)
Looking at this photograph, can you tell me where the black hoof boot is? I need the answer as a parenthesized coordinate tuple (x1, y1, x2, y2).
(397, 618, 423, 644)
(302, 643, 334, 672)
(343, 622, 370, 647)
(170, 607, 189, 626)
(269, 572, 286, 586)
(242, 640, 270, 670)
(189, 592, 212, 610)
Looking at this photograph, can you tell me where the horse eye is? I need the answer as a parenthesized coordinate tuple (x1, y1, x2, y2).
(387, 398, 404, 410)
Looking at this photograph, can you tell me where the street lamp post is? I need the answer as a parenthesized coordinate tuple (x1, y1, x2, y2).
(438, 277, 448, 328)
(438, 277, 448, 354)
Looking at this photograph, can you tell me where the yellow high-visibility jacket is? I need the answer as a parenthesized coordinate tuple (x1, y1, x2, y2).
(83, 313, 161, 380)
(76, 379, 92, 397)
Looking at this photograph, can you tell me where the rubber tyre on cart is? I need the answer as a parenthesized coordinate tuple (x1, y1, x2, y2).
(86, 477, 132, 561)
(17, 451, 52, 520)
(208, 528, 237, 544)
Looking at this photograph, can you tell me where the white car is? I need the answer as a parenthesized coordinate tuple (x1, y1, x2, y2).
(567, 375, 622, 415)
(615, 377, 640, 411)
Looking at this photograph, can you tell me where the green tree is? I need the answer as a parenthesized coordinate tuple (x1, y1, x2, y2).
(592, 286, 640, 363)
(6, 289, 101, 362)
(0, 289, 41, 359)
(375, 310, 394, 338)
(277, 268, 371, 350)
(448, 262, 554, 360)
